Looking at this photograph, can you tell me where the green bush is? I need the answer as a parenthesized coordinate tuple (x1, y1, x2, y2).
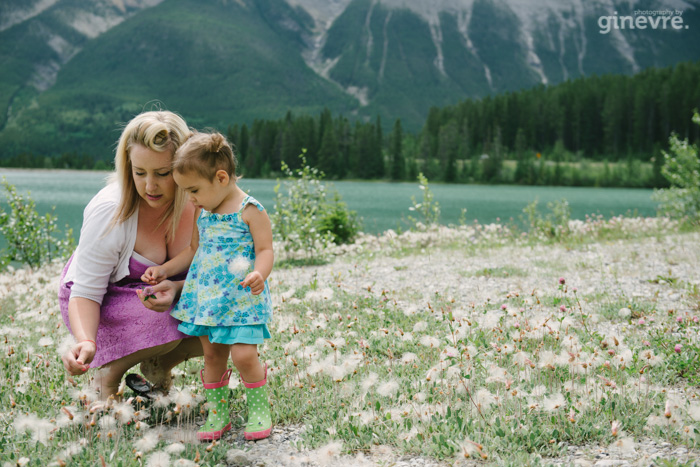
(406, 173, 441, 230)
(0, 178, 75, 269)
(652, 112, 700, 220)
(523, 198, 571, 239)
(271, 151, 360, 263)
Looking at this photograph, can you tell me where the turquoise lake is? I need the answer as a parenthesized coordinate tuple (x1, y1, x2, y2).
(0, 169, 658, 237)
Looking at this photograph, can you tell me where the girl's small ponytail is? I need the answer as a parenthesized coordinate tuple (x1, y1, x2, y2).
(209, 133, 225, 153)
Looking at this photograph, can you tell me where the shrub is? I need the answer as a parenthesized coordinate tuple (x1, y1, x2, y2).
(652, 112, 700, 220)
(523, 198, 571, 239)
(0, 178, 75, 269)
(271, 151, 360, 262)
(406, 173, 441, 230)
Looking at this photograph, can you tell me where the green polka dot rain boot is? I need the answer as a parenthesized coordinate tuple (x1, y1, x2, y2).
(242, 364, 272, 440)
(197, 368, 232, 441)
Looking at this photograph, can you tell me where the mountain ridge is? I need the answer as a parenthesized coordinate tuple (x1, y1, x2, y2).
(0, 0, 699, 160)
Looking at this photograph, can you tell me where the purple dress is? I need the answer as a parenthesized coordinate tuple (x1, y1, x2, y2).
(58, 255, 188, 368)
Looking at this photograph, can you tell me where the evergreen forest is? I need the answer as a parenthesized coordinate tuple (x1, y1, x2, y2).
(3, 61, 699, 188)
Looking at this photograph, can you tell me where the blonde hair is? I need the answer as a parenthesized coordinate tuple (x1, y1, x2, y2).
(173, 131, 239, 181)
(111, 111, 192, 239)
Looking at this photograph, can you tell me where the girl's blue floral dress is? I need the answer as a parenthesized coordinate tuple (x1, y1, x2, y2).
(171, 196, 272, 344)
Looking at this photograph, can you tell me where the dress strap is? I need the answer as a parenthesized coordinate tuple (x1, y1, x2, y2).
(238, 195, 265, 213)
(238, 195, 252, 213)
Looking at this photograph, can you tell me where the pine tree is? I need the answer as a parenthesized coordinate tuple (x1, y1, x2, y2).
(390, 118, 405, 181)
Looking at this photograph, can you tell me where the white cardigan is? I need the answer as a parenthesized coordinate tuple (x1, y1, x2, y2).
(64, 183, 138, 304)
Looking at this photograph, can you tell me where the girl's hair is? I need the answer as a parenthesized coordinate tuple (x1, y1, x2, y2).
(173, 131, 238, 181)
(111, 110, 192, 239)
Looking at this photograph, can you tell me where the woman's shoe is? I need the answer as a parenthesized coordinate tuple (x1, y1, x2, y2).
(242, 365, 272, 440)
(125, 374, 156, 399)
(198, 369, 233, 441)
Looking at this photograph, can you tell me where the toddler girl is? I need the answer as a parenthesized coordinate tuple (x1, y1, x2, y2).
(140, 132, 273, 441)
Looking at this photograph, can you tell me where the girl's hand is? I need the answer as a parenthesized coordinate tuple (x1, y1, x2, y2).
(137, 280, 181, 312)
(61, 340, 95, 375)
(141, 266, 167, 285)
(241, 271, 265, 295)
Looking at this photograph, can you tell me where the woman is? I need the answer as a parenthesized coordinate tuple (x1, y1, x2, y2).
(59, 110, 202, 398)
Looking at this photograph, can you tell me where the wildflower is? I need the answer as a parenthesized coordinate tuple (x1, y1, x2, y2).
(419, 335, 440, 347)
(228, 257, 251, 275)
(165, 443, 186, 454)
(609, 437, 635, 455)
(618, 308, 631, 318)
(172, 460, 197, 467)
(361, 372, 378, 393)
(638, 318, 645, 325)
(474, 388, 496, 409)
(135, 432, 160, 453)
(14, 414, 53, 445)
(315, 440, 343, 466)
(146, 451, 170, 467)
(665, 400, 672, 418)
(559, 305, 567, 312)
(677, 316, 683, 323)
(689, 403, 700, 421)
(376, 380, 400, 398)
(400, 352, 417, 364)
(559, 277, 565, 285)
(113, 401, 135, 424)
(611, 420, 621, 437)
(639, 349, 663, 366)
(142, 286, 156, 300)
(413, 321, 428, 332)
(38, 336, 54, 347)
(674, 344, 682, 353)
(543, 393, 566, 412)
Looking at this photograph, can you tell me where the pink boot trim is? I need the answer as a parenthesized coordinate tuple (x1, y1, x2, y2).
(197, 422, 232, 441)
(242, 364, 267, 388)
(244, 426, 272, 441)
(201, 368, 233, 389)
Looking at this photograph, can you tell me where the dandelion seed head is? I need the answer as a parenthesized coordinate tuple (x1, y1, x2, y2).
(419, 335, 440, 347)
(543, 393, 566, 412)
(165, 442, 186, 454)
(146, 451, 170, 467)
(135, 432, 160, 453)
(400, 352, 417, 364)
(609, 437, 635, 454)
(377, 380, 400, 398)
(228, 257, 252, 275)
(316, 440, 343, 466)
(113, 401, 135, 424)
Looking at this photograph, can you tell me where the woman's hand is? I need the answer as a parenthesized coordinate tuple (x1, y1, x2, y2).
(61, 340, 96, 375)
(137, 280, 183, 312)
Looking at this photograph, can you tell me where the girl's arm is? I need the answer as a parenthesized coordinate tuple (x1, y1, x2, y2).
(240, 206, 274, 295)
(142, 208, 200, 284)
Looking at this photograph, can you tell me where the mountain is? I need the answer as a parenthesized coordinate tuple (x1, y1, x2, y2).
(0, 0, 699, 161)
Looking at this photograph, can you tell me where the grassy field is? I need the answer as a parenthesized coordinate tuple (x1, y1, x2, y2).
(1, 215, 700, 466)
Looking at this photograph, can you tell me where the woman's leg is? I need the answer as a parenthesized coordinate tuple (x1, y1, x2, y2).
(95, 340, 181, 399)
(230, 344, 264, 382)
(140, 337, 203, 390)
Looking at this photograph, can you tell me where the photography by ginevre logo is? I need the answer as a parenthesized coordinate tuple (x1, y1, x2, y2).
(598, 10, 689, 34)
